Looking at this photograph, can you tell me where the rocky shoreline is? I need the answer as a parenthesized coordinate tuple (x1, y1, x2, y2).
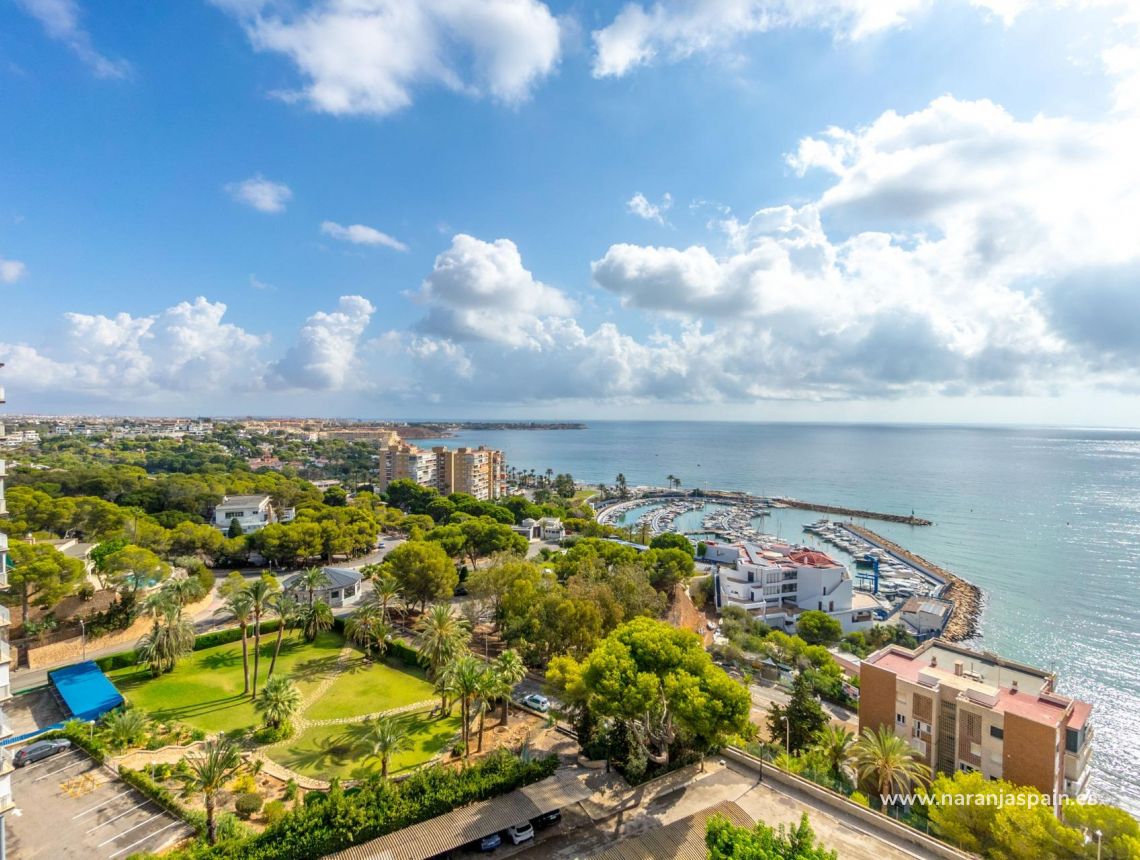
(845, 524, 982, 641)
(775, 498, 933, 526)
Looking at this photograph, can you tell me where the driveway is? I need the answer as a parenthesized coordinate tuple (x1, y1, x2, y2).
(5, 747, 192, 859)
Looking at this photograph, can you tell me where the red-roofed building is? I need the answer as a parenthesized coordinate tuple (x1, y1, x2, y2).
(710, 540, 874, 634)
(860, 639, 1093, 809)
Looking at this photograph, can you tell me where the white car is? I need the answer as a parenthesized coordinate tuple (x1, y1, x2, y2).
(507, 822, 535, 845)
(523, 693, 550, 712)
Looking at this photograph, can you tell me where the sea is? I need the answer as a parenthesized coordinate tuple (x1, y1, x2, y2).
(426, 421, 1140, 811)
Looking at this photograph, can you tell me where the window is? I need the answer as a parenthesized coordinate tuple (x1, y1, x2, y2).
(1066, 728, 1080, 753)
(896, 713, 907, 726)
(990, 725, 1004, 740)
(226, 511, 243, 519)
(344, 585, 356, 598)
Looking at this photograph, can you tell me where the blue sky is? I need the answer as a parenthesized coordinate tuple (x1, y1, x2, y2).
(2, 0, 1139, 423)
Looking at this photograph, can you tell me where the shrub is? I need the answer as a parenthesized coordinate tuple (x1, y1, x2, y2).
(231, 773, 257, 794)
(263, 800, 287, 826)
(283, 779, 298, 801)
(386, 639, 420, 667)
(254, 724, 293, 744)
(41, 722, 108, 764)
(119, 767, 205, 834)
(235, 793, 264, 820)
(850, 791, 870, 807)
(196, 566, 216, 594)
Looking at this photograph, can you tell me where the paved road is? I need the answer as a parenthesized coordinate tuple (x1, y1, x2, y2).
(514, 760, 946, 860)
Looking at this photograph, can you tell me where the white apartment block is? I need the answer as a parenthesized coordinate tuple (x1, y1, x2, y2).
(709, 539, 875, 633)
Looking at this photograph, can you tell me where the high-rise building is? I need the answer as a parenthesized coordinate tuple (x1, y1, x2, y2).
(377, 442, 507, 501)
(0, 363, 15, 845)
(859, 639, 1093, 810)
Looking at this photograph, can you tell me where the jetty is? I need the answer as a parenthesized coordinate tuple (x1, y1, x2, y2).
(775, 497, 932, 526)
(845, 523, 981, 641)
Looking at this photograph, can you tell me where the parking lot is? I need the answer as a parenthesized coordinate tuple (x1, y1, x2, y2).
(5, 746, 193, 859)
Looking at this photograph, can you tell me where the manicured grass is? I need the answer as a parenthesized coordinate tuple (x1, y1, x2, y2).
(270, 712, 463, 780)
(572, 488, 599, 503)
(304, 657, 435, 721)
(107, 631, 345, 733)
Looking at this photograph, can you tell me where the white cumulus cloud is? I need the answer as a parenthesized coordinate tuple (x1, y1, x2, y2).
(265, 295, 376, 390)
(217, 0, 562, 117)
(411, 234, 575, 347)
(321, 221, 408, 251)
(225, 175, 293, 213)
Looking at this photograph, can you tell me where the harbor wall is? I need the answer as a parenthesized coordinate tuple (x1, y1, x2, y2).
(845, 524, 981, 641)
(776, 497, 933, 526)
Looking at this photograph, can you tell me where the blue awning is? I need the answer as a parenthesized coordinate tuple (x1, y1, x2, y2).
(49, 660, 125, 722)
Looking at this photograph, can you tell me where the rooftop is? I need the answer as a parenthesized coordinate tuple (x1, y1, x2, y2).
(217, 494, 271, 508)
(900, 597, 952, 618)
(285, 566, 362, 591)
(590, 801, 755, 860)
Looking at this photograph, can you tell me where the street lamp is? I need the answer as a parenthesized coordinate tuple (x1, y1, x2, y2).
(781, 715, 790, 753)
(79, 618, 86, 661)
(1084, 828, 1103, 860)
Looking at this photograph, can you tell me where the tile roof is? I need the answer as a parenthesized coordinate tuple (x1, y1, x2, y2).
(325, 771, 594, 860)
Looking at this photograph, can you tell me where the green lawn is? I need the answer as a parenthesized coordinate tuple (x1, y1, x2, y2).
(304, 657, 435, 721)
(107, 631, 346, 733)
(271, 712, 463, 780)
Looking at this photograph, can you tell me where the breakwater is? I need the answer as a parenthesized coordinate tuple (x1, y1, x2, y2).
(845, 524, 982, 641)
(775, 497, 932, 526)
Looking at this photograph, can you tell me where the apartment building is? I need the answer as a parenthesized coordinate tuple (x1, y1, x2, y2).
(860, 639, 1093, 809)
(377, 443, 506, 501)
(708, 539, 875, 633)
(1, 364, 17, 836)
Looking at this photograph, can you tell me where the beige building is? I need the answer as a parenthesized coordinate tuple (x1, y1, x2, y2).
(860, 639, 1093, 809)
(378, 443, 506, 501)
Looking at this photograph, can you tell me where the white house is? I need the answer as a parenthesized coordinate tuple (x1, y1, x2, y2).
(213, 494, 295, 533)
(512, 517, 540, 539)
(538, 517, 566, 542)
(711, 540, 874, 634)
(898, 596, 952, 639)
(284, 567, 363, 608)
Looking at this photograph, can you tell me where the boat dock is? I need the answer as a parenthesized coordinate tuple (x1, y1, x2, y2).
(843, 523, 981, 641)
(775, 498, 932, 526)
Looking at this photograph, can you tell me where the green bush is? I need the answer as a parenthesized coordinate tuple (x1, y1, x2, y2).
(235, 793, 264, 820)
(385, 639, 419, 667)
(254, 724, 292, 744)
(283, 779, 298, 801)
(262, 800, 287, 826)
(40, 722, 108, 764)
(196, 566, 217, 594)
(165, 750, 558, 860)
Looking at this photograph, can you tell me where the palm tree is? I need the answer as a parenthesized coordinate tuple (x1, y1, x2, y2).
(181, 737, 245, 845)
(297, 566, 331, 607)
(216, 590, 254, 695)
(257, 675, 301, 731)
(450, 654, 486, 758)
(299, 599, 334, 642)
(850, 726, 931, 809)
(365, 713, 413, 778)
(812, 724, 856, 785)
(246, 577, 278, 700)
(137, 604, 195, 676)
(162, 575, 205, 608)
(372, 574, 400, 623)
(266, 591, 298, 679)
(666, 474, 676, 491)
(491, 649, 526, 726)
(474, 670, 497, 753)
(345, 603, 393, 658)
(415, 604, 471, 709)
(101, 708, 149, 750)
(433, 665, 459, 716)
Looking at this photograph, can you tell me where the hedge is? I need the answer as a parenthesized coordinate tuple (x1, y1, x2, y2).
(120, 766, 206, 834)
(166, 749, 559, 860)
(39, 723, 109, 765)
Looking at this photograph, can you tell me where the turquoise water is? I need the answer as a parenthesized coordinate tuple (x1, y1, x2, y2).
(430, 421, 1140, 809)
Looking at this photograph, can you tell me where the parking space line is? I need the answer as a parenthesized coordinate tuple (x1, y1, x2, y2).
(85, 799, 152, 833)
(108, 820, 188, 859)
(73, 789, 135, 818)
(97, 811, 165, 848)
(35, 758, 93, 782)
(17, 750, 83, 774)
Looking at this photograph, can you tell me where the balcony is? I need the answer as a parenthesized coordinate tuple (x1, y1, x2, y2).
(0, 710, 12, 740)
(0, 605, 7, 626)
(0, 747, 12, 777)
(0, 639, 8, 665)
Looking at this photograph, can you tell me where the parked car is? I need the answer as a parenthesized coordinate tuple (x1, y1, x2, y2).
(532, 809, 562, 829)
(14, 738, 71, 767)
(506, 822, 535, 845)
(523, 693, 550, 712)
(477, 832, 502, 852)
